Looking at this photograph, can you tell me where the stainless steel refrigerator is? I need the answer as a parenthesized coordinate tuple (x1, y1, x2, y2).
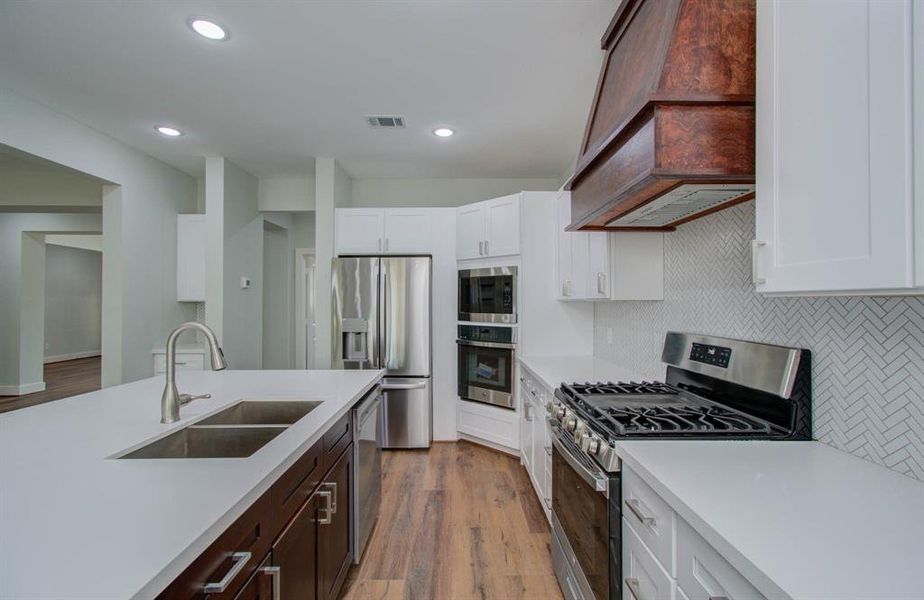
(332, 256, 432, 448)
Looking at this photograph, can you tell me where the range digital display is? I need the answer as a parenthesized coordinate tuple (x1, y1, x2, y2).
(689, 342, 731, 368)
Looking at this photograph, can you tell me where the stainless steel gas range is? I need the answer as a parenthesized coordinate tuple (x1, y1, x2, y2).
(548, 332, 812, 600)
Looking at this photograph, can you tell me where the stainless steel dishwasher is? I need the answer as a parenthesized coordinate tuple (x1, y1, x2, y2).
(352, 385, 382, 563)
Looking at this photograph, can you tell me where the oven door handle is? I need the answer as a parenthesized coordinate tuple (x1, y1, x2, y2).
(455, 339, 516, 350)
(549, 423, 609, 496)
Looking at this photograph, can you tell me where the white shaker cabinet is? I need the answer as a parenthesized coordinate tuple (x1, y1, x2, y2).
(484, 194, 520, 257)
(335, 208, 433, 254)
(556, 191, 663, 301)
(455, 193, 521, 259)
(754, 0, 923, 294)
(335, 208, 385, 253)
(176, 214, 206, 302)
(383, 209, 432, 253)
(456, 203, 486, 259)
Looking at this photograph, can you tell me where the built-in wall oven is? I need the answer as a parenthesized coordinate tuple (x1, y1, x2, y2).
(458, 267, 517, 324)
(456, 325, 516, 409)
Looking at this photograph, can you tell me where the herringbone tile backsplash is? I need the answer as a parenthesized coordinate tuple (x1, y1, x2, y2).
(594, 203, 924, 481)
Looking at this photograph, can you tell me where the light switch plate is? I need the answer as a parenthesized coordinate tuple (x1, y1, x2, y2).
(240, 276, 251, 289)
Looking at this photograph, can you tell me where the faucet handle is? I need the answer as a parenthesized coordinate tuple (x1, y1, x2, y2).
(178, 393, 211, 406)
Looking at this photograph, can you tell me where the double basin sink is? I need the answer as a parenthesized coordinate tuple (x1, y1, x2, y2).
(119, 400, 321, 459)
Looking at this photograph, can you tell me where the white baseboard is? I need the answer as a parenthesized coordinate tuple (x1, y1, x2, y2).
(0, 381, 46, 396)
(44, 350, 101, 364)
(458, 432, 519, 456)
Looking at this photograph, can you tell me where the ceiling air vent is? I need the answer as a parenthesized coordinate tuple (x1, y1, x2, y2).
(366, 115, 406, 128)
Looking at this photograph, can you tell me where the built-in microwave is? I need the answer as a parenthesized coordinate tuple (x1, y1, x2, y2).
(458, 266, 517, 324)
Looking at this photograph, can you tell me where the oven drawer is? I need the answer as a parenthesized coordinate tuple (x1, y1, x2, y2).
(623, 467, 676, 575)
(623, 519, 675, 600)
(676, 519, 766, 600)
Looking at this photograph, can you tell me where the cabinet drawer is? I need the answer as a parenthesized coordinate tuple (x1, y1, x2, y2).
(269, 438, 323, 539)
(158, 494, 272, 600)
(623, 519, 675, 600)
(676, 519, 766, 600)
(321, 411, 352, 471)
(623, 468, 675, 575)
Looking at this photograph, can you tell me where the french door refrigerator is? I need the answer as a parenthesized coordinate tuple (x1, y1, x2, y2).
(332, 256, 432, 448)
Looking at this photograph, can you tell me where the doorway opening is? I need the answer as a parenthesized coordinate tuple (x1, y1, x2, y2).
(295, 249, 316, 369)
(262, 221, 291, 369)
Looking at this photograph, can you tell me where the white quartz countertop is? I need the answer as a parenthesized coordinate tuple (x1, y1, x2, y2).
(0, 368, 383, 600)
(518, 354, 644, 390)
(615, 440, 924, 600)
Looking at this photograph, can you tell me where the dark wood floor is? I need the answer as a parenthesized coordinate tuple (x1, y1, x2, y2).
(342, 441, 563, 600)
(0, 356, 101, 414)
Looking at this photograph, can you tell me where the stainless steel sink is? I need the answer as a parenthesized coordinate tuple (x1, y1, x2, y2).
(195, 400, 322, 427)
(119, 425, 286, 459)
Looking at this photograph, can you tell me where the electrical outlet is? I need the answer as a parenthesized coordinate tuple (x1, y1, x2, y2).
(44, 342, 49, 351)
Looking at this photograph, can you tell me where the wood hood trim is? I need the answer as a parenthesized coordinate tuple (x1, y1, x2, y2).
(567, 0, 757, 231)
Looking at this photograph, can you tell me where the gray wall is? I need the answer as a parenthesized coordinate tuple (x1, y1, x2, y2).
(350, 177, 560, 207)
(44, 244, 101, 360)
(0, 87, 197, 387)
(594, 202, 924, 482)
(221, 159, 264, 370)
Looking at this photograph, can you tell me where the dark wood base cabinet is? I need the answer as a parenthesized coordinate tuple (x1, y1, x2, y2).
(158, 411, 355, 600)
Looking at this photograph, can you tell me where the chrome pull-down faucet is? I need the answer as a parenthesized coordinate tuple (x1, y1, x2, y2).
(161, 322, 227, 424)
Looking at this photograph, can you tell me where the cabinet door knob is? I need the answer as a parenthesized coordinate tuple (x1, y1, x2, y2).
(597, 272, 606, 294)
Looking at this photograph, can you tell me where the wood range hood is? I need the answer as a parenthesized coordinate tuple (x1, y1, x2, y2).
(565, 0, 756, 232)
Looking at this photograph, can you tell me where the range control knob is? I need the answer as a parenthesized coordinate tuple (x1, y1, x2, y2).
(564, 417, 577, 432)
(574, 430, 586, 444)
(585, 438, 601, 455)
(555, 406, 567, 419)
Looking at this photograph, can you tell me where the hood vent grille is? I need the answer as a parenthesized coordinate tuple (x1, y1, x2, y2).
(366, 115, 406, 128)
(607, 184, 755, 228)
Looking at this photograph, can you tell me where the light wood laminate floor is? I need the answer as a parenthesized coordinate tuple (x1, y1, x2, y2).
(0, 356, 101, 414)
(342, 441, 563, 600)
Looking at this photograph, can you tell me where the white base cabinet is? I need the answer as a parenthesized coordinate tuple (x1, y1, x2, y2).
(518, 362, 552, 521)
(622, 464, 767, 600)
(335, 208, 433, 254)
(755, 0, 923, 295)
(555, 191, 663, 301)
(456, 399, 519, 452)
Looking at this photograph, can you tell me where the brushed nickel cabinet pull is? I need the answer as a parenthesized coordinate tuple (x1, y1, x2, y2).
(625, 498, 656, 526)
(317, 489, 333, 525)
(202, 551, 251, 593)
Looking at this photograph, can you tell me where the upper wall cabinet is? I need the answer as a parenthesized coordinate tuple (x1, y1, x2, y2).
(177, 214, 206, 302)
(456, 193, 521, 260)
(335, 208, 433, 254)
(556, 191, 663, 301)
(754, 0, 923, 295)
(566, 0, 757, 231)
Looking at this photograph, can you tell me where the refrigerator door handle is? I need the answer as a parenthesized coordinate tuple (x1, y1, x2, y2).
(381, 381, 427, 391)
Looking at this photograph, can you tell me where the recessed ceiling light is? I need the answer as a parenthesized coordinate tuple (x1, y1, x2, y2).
(433, 128, 455, 138)
(189, 18, 228, 41)
(155, 126, 182, 137)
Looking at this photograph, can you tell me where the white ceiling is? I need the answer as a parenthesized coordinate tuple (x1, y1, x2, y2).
(0, 1, 616, 179)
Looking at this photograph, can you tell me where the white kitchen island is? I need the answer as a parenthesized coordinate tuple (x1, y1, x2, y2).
(0, 368, 383, 600)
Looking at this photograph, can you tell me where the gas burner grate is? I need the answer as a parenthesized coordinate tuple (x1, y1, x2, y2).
(600, 405, 771, 436)
(569, 381, 678, 396)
